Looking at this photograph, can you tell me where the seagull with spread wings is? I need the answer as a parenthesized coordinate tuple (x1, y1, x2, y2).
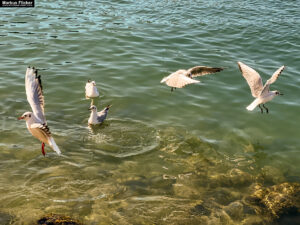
(238, 62, 285, 113)
(18, 67, 61, 156)
(160, 66, 223, 91)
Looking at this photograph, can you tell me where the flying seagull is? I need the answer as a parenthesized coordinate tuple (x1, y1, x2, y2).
(85, 80, 99, 99)
(88, 105, 111, 125)
(18, 67, 61, 156)
(238, 62, 285, 113)
(160, 66, 223, 91)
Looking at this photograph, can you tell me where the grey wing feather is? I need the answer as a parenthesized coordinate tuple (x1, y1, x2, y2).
(25, 67, 46, 124)
(187, 66, 223, 78)
(261, 65, 285, 95)
(97, 110, 107, 123)
(238, 62, 263, 98)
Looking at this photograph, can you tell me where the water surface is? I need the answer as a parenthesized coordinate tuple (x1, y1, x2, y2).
(0, 0, 300, 224)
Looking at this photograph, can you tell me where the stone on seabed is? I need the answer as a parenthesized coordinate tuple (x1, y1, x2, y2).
(245, 182, 300, 223)
(37, 213, 83, 225)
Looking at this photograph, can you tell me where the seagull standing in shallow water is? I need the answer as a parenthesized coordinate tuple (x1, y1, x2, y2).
(88, 105, 111, 125)
(18, 67, 61, 156)
(238, 62, 285, 113)
(160, 66, 223, 91)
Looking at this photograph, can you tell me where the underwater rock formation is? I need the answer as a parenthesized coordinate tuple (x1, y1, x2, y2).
(245, 182, 300, 223)
(0, 212, 12, 225)
(37, 214, 83, 225)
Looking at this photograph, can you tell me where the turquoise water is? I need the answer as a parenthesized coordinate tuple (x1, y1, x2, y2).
(0, 1, 300, 224)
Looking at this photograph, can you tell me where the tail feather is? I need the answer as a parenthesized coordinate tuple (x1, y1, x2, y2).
(48, 136, 61, 155)
(246, 98, 261, 111)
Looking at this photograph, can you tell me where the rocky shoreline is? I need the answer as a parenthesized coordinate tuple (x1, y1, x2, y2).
(0, 182, 299, 225)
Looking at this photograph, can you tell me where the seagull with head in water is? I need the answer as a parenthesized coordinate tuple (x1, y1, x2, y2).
(88, 105, 111, 125)
(18, 67, 61, 156)
(238, 62, 285, 113)
(85, 80, 99, 99)
(160, 66, 223, 91)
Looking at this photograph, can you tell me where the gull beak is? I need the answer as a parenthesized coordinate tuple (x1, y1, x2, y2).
(18, 116, 24, 120)
(88, 108, 91, 111)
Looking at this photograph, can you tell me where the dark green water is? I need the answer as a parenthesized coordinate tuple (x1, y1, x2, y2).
(0, 1, 299, 224)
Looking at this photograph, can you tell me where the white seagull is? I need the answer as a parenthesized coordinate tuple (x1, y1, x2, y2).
(160, 66, 223, 91)
(88, 105, 111, 125)
(238, 61, 285, 113)
(18, 67, 61, 156)
(85, 80, 99, 99)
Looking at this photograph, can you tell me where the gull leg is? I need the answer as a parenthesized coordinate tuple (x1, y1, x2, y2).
(41, 142, 46, 156)
(258, 104, 263, 114)
(171, 87, 173, 92)
(262, 104, 269, 114)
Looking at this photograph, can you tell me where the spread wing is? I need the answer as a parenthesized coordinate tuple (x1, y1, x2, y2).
(163, 73, 200, 88)
(238, 62, 263, 98)
(261, 65, 285, 95)
(188, 66, 223, 78)
(25, 67, 46, 124)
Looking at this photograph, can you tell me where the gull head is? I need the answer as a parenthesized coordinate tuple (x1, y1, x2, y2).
(91, 81, 96, 86)
(18, 112, 32, 121)
(274, 90, 283, 96)
(89, 105, 97, 111)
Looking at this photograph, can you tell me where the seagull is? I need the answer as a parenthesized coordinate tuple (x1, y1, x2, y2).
(88, 105, 111, 125)
(18, 67, 61, 156)
(160, 66, 223, 91)
(238, 62, 285, 113)
(85, 80, 99, 99)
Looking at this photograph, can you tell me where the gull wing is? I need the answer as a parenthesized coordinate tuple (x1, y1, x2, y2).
(164, 73, 200, 88)
(97, 110, 107, 123)
(238, 62, 263, 98)
(29, 123, 51, 145)
(261, 65, 285, 95)
(188, 66, 223, 77)
(25, 67, 46, 124)
(30, 123, 51, 136)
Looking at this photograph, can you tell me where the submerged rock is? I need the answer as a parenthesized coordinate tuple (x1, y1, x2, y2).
(245, 182, 300, 223)
(224, 200, 244, 221)
(0, 212, 13, 225)
(37, 214, 83, 225)
(256, 165, 286, 185)
(190, 203, 212, 216)
(210, 168, 253, 188)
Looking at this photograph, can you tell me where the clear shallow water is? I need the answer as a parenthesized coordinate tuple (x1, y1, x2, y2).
(0, 0, 300, 224)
